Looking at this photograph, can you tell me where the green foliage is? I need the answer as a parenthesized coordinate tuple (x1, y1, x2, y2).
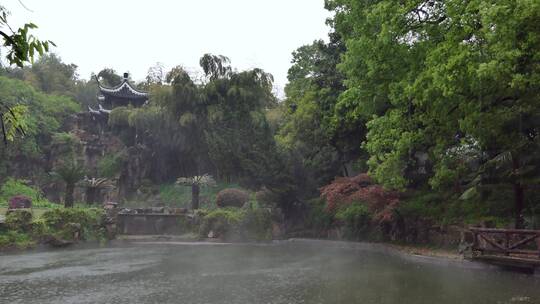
(108, 106, 131, 128)
(52, 160, 86, 185)
(363, 109, 420, 190)
(276, 35, 361, 195)
(239, 207, 272, 241)
(398, 191, 447, 221)
(0, 103, 27, 143)
(51, 132, 78, 146)
(304, 198, 334, 235)
(0, 207, 107, 250)
(327, 0, 540, 191)
(0, 6, 55, 68)
(199, 206, 272, 241)
(398, 190, 514, 227)
(0, 75, 80, 173)
(41, 207, 105, 241)
(335, 203, 371, 240)
(0, 230, 34, 249)
(98, 152, 126, 178)
(97, 68, 122, 87)
(200, 208, 244, 238)
(19, 54, 78, 95)
(51, 132, 81, 157)
(5, 209, 33, 232)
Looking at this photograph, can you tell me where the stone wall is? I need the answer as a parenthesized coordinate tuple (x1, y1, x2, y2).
(117, 213, 189, 235)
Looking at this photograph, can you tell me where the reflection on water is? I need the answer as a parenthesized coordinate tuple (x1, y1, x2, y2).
(0, 241, 539, 304)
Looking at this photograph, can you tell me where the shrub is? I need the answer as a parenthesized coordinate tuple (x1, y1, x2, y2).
(0, 230, 34, 249)
(255, 188, 278, 207)
(240, 207, 272, 241)
(41, 208, 106, 241)
(216, 188, 249, 208)
(199, 207, 272, 241)
(98, 152, 127, 178)
(320, 174, 400, 224)
(200, 208, 244, 238)
(305, 198, 334, 235)
(335, 203, 371, 240)
(5, 209, 33, 232)
(108, 106, 131, 128)
(8, 195, 32, 209)
(51, 132, 81, 156)
(29, 219, 49, 239)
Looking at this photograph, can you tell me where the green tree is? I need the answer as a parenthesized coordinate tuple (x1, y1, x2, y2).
(0, 6, 54, 68)
(97, 68, 122, 87)
(277, 34, 364, 189)
(0, 5, 54, 143)
(0, 76, 80, 182)
(327, 0, 540, 227)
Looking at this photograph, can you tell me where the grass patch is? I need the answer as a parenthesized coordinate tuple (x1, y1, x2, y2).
(0, 178, 59, 208)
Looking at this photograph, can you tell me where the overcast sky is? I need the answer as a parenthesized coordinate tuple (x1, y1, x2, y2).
(7, 0, 332, 97)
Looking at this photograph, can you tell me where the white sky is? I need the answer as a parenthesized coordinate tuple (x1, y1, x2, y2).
(7, 0, 332, 97)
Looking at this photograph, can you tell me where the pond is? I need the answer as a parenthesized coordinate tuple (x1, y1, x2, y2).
(1, 240, 539, 304)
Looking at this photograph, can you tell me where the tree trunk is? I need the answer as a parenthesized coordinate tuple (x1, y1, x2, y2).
(86, 188, 97, 205)
(191, 183, 200, 210)
(513, 156, 525, 229)
(65, 183, 75, 208)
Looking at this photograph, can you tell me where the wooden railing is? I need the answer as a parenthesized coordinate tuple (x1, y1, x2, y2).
(470, 227, 540, 258)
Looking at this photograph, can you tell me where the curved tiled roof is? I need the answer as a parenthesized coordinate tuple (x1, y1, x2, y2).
(98, 80, 148, 99)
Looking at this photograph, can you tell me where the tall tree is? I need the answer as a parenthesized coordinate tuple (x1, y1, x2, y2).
(327, 0, 540, 227)
(277, 33, 363, 193)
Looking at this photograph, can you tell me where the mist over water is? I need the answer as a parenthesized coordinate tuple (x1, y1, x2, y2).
(1, 241, 539, 304)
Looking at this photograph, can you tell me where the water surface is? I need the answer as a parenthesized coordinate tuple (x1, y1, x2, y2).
(0, 240, 539, 304)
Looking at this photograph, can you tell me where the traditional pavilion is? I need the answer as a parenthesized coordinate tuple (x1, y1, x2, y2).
(89, 73, 148, 115)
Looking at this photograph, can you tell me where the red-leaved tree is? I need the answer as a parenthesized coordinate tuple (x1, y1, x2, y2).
(320, 174, 400, 224)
